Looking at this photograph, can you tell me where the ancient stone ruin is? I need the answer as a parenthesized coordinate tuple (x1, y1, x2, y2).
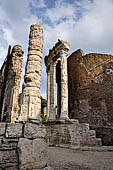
(19, 24, 43, 121)
(45, 42, 113, 147)
(0, 24, 51, 170)
(45, 40, 70, 120)
(68, 50, 113, 145)
(45, 40, 102, 148)
(0, 23, 113, 169)
(0, 45, 24, 122)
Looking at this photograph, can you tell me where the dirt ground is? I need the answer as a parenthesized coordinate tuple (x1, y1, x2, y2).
(47, 147, 113, 170)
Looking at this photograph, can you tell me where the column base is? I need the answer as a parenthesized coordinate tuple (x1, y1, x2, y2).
(47, 118, 56, 122)
(28, 117, 41, 124)
(60, 116, 69, 121)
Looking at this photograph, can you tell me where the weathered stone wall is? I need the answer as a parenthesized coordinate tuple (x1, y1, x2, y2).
(0, 45, 23, 122)
(0, 122, 50, 170)
(46, 120, 101, 148)
(19, 24, 43, 121)
(68, 49, 113, 145)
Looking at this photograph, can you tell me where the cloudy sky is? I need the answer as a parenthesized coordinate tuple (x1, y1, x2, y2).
(0, 0, 113, 98)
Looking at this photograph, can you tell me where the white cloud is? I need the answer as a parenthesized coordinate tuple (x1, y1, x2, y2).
(30, 0, 46, 8)
(0, 0, 113, 98)
(45, 0, 76, 24)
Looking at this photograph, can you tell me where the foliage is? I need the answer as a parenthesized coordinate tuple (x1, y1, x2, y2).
(41, 96, 47, 114)
(40, 96, 47, 123)
(40, 114, 47, 123)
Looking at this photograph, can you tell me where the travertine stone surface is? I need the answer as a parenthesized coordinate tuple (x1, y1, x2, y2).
(18, 138, 47, 170)
(68, 49, 113, 145)
(47, 70, 50, 119)
(6, 123, 23, 138)
(24, 123, 46, 139)
(19, 24, 43, 121)
(46, 120, 102, 148)
(49, 61, 57, 120)
(45, 40, 70, 120)
(0, 122, 49, 170)
(0, 45, 24, 122)
(0, 123, 6, 136)
(11, 46, 24, 122)
(60, 50, 69, 120)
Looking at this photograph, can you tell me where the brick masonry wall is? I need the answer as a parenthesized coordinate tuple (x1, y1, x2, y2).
(68, 49, 113, 145)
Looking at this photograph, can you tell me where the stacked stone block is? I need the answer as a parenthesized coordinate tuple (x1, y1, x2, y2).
(46, 120, 102, 149)
(19, 24, 43, 121)
(0, 122, 50, 170)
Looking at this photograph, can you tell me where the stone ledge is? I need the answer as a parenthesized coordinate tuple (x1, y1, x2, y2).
(45, 119, 79, 125)
(48, 145, 113, 152)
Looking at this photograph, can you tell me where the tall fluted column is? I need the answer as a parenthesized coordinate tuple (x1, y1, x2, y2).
(47, 69, 50, 119)
(49, 61, 56, 120)
(60, 50, 69, 120)
(19, 24, 43, 121)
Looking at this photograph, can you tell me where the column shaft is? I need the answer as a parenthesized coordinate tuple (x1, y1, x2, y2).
(47, 70, 50, 118)
(60, 50, 68, 119)
(49, 62, 56, 120)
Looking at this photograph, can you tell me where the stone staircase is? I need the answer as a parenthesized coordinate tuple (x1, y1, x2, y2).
(46, 119, 102, 149)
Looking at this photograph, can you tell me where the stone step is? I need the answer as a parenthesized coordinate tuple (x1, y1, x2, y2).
(79, 123, 90, 132)
(46, 119, 102, 148)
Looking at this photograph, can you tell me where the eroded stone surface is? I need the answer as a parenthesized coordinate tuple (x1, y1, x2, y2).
(19, 24, 43, 121)
(0, 123, 6, 136)
(0, 150, 18, 164)
(24, 123, 46, 139)
(68, 50, 113, 145)
(0, 45, 24, 122)
(6, 123, 23, 138)
(45, 40, 70, 120)
(18, 138, 47, 170)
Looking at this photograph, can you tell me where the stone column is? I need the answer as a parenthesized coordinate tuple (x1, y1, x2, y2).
(19, 24, 43, 121)
(48, 61, 56, 120)
(1, 45, 24, 122)
(47, 69, 50, 119)
(57, 77, 61, 119)
(11, 46, 24, 122)
(60, 50, 69, 120)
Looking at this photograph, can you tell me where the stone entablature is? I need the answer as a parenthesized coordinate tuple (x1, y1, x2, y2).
(45, 40, 70, 120)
